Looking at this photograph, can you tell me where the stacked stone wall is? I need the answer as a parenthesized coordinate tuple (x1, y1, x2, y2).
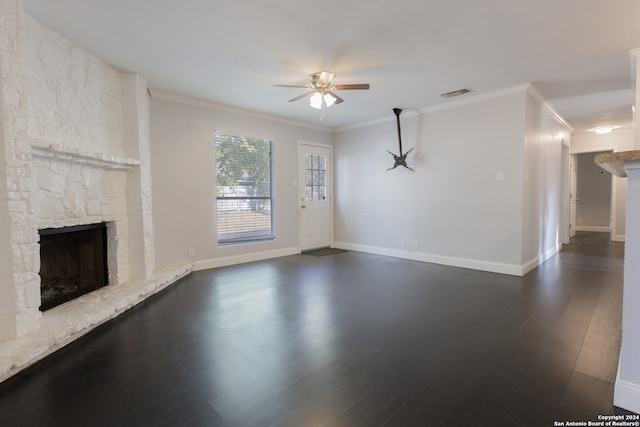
(0, 0, 153, 341)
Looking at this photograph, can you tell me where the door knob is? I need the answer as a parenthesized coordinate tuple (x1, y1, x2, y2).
(301, 205, 307, 208)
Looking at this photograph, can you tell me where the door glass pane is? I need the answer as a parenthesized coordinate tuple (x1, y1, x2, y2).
(304, 153, 327, 201)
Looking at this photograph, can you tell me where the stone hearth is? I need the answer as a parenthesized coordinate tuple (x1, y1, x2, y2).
(0, 264, 191, 383)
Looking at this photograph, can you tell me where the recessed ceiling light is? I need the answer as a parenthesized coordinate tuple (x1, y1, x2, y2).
(593, 126, 615, 134)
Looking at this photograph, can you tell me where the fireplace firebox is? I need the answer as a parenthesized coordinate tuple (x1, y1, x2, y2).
(38, 223, 109, 311)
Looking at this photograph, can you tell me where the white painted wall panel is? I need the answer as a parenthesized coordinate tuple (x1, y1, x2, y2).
(521, 92, 568, 268)
(335, 91, 527, 272)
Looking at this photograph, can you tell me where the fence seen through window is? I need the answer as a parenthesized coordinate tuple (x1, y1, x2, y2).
(215, 132, 274, 244)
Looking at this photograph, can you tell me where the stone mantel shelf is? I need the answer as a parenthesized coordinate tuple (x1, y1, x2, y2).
(595, 150, 640, 178)
(30, 143, 141, 170)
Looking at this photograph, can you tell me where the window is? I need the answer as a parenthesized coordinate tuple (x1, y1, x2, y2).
(304, 153, 327, 201)
(215, 132, 275, 244)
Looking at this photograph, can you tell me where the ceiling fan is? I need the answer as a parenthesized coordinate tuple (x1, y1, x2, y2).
(275, 71, 370, 110)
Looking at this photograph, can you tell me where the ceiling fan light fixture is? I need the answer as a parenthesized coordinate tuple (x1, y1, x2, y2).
(277, 71, 369, 113)
(323, 93, 337, 107)
(309, 91, 337, 109)
(309, 92, 323, 109)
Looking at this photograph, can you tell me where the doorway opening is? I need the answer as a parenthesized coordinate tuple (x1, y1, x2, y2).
(569, 149, 619, 242)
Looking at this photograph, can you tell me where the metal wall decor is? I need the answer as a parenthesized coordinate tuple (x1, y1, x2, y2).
(387, 108, 414, 171)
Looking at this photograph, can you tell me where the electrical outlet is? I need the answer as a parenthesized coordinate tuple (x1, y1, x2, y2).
(188, 248, 195, 257)
(402, 240, 406, 247)
(413, 240, 418, 248)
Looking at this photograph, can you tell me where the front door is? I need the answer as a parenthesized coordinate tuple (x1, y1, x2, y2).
(299, 143, 332, 251)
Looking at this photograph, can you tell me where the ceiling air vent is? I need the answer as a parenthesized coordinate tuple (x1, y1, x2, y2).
(440, 87, 472, 98)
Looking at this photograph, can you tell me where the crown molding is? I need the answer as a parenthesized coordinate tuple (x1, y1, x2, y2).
(525, 83, 573, 132)
(336, 83, 571, 134)
(151, 83, 572, 136)
(148, 90, 332, 133)
(335, 109, 421, 133)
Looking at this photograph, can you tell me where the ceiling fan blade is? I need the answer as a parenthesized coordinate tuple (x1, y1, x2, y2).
(317, 71, 335, 86)
(275, 84, 310, 88)
(288, 91, 313, 102)
(331, 83, 370, 90)
(327, 91, 344, 104)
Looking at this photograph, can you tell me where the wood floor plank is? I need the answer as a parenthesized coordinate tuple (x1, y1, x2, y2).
(0, 231, 628, 426)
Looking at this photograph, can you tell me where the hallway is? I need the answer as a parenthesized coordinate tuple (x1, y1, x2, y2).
(0, 232, 625, 426)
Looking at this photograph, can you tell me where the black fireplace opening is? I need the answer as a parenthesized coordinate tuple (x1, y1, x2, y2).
(38, 223, 109, 311)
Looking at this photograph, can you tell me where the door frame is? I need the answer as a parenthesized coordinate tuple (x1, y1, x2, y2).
(297, 141, 334, 251)
(562, 142, 572, 244)
(569, 146, 619, 241)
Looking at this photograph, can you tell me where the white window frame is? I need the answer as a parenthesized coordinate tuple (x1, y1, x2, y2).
(215, 131, 275, 245)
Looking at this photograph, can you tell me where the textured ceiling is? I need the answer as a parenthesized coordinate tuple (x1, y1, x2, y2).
(22, 0, 640, 132)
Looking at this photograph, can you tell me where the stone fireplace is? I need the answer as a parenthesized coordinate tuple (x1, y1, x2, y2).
(0, 1, 191, 383)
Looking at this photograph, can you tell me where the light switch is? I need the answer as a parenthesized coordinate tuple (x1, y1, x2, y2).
(496, 171, 504, 182)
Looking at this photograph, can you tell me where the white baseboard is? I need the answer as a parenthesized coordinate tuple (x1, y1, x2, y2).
(194, 242, 562, 277)
(521, 257, 540, 275)
(521, 243, 563, 275)
(615, 378, 640, 414)
(575, 226, 611, 232)
(333, 242, 526, 276)
(194, 247, 299, 271)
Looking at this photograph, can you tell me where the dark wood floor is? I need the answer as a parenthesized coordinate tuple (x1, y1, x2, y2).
(0, 232, 627, 426)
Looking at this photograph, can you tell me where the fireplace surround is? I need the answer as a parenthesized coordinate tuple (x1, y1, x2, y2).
(39, 223, 109, 311)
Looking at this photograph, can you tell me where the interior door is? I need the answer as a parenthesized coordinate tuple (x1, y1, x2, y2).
(299, 143, 332, 251)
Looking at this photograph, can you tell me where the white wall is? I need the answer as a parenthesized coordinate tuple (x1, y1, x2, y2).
(149, 94, 333, 269)
(521, 91, 569, 270)
(333, 85, 570, 276)
(571, 128, 634, 241)
(334, 88, 530, 275)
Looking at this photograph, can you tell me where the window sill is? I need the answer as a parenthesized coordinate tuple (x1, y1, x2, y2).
(218, 235, 276, 247)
